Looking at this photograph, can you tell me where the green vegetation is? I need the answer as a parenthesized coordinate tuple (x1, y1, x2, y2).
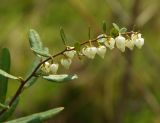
(0, 0, 159, 123)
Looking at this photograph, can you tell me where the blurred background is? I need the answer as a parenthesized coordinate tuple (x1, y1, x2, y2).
(0, 0, 160, 122)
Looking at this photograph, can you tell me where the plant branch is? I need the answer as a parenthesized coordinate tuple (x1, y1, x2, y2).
(0, 30, 136, 116)
(0, 35, 105, 116)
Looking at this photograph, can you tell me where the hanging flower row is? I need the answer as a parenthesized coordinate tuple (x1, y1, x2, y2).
(40, 23, 144, 75)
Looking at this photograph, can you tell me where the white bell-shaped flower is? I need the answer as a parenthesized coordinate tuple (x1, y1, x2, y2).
(115, 35, 126, 52)
(64, 50, 76, 59)
(104, 38, 115, 50)
(125, 39, 134, 50)
(97, 46, 106, 58)
(61, 58, 72, 69)
(135, 38, 144, 49)
(50, 63, 59, 74)
(82, 46, 97, 59)
(134, 33, 144, 49)
(97, 34, 107, 43)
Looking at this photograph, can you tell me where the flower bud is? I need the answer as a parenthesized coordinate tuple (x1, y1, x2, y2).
(97, 46, 106, 58)
(50, 63, 59, 74)
(82, 46, 97, 59)
(61, 58, 72, 69)
(115, 35, 126, 52)
(104, 38, 115, 50)
(97, 34, 107, 43)
(64, 50, 76, 59)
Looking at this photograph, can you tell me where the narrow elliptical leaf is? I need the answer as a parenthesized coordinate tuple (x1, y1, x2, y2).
(42, 74, 78, 83)
(5, 107, 64, 123)
(60, 27, 67, 46)
(28, 29, 43, 50)
(0, 48, 10, 104)
(28, 29, 51, 57)
(0, 69, 18, 80)
(112, 23, 120, 31)
(0, 103, 9, 109)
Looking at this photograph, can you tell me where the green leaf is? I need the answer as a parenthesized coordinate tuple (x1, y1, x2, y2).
(110, 28, 119, 38)
(112, 23, 120, 31)
(31, 48, 51, 57)
(120, 27, 127, 33)
(0, 97, 19, 122)
(102, 21, 107, 33)
(28, 29, 43, 50)
(28, 29, 51, 58)
(0, 103, 9, 109)
(0, 69, 18, 80)
(60, 27, 67, 46)
(5, 107, 64, 123)
(42, 74, 78, 83)
(0, 48, 10, 104)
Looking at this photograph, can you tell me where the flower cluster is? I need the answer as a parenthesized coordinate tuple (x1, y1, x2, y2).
(41, 62, 59, 74)
(41, 32, 144, 75)
(97, 32, 144, 52)
(41, 47, 77, 74)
